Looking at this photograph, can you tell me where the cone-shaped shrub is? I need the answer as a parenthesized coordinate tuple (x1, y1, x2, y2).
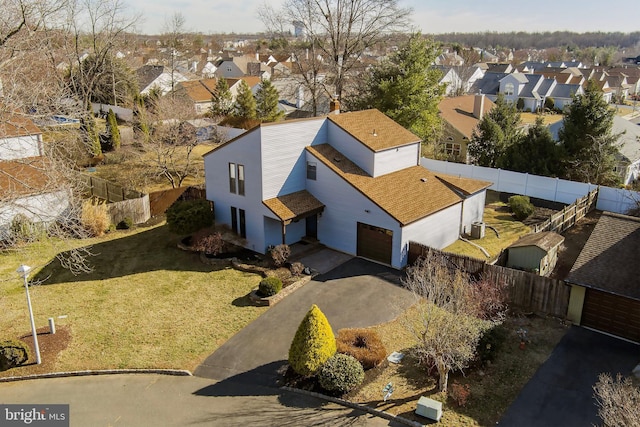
(288, 304, 336, 376)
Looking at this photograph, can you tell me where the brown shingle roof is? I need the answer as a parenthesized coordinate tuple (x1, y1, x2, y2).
(438, 96, 495, 139)
(508, 231, 564, 251)
(328, 110, 421, 152)
(0, 157, 57, 197)
(263, 190, 324, 222)
(307, 144, 463, 225)
(434, 173, 492, 195)
(566, 212, 640, 300)
(176, 79, 217, 102)
(0, 115, 42, 138)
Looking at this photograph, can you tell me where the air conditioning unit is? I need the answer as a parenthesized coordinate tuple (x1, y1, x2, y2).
(415, 396, 442, 421)
(471, 221, 486, 239)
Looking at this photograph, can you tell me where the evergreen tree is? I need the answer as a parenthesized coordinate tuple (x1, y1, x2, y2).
(255, 79, 284, 122)
(133, 95, 150, 144)
(211, 78, 234, 116)
(288, 304, 337, 376)
(503, 117, 563, 176)
(349, 33, 445, 145)
(81, 103, 101, 156)
(233, 80, 256, 119)
(105, 109, 121, 150)
(559, 79, 620, 185)
(468, 93, 523, 168)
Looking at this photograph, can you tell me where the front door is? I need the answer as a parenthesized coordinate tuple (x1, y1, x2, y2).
(305, 214, 318, 239)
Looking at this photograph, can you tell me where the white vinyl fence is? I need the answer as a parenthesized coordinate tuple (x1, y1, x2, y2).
(421, 158, 640, 215)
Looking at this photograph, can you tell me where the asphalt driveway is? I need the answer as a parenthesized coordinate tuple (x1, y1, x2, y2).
(498, 326, 640, 427)
(194, 257, 415, 386)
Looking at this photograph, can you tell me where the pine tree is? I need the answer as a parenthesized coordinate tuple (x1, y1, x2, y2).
(106, 109, 121, 150)
(468, 93, 523, 168)
(211, 78, 233, 116)
(503, 117, 563, 176)
(255, 79, 284, 122)
(288, 304, 336, 376)
(133, 95, 150, 144)
(233, 80, 257, 119)
(81, 103, 101, 156)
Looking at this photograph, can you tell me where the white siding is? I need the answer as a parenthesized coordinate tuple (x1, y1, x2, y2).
(264, 216, 282, 248)
(261, 119, 326, 199)
(327, 122, 375, 175)
(401, 203, 462, 265)
(306, 151, 403, 267)
(373, 144, 420, 177)
(461, 191, 486, 234)
(0, 135, 42, 160)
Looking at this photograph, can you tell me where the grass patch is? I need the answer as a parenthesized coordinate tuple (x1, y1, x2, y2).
(520, 112, 563, 126)
(346, 307, 568, 426)
(0, 222, 265, 376)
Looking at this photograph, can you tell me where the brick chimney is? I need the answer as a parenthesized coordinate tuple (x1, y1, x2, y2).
(473, 94, 485, 120)
(329, 97, 340, 114)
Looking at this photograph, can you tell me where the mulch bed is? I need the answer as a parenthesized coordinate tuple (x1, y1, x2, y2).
(1, 325, 71, 378)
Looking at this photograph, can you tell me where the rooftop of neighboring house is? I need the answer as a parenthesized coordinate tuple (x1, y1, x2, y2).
(0, 157, 56, 197)
(438, 95, 495, 139)
(226, 76, 262, 90)
(0, 115, 42, 139)
(566, 212, 640, 300)
(136, 64, 167, 90)
(174, 78, 217, 102)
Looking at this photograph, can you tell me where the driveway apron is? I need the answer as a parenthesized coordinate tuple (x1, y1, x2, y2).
(498, 326, 640, 427)
(194, 257, 415, 386)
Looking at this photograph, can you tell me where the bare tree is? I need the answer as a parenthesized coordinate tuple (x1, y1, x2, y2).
(402, 251, 507, 392)
(593, 373, 640, 427)
(259, 0, 412, 102)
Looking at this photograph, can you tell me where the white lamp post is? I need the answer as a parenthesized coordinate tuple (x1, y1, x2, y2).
(16, 265, 41, 365)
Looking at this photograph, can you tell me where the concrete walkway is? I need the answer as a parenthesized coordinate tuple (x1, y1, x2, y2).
(0, 374, 401, 426)
(194, 257, 415, 385)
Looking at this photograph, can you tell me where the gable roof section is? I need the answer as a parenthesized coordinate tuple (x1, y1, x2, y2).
(136, 65, 166, 90)
(0, 115, 42, 138)
(566, 212, 640, 300)
(434, 173, 492, 196)
(0, 157, 57, 197)
(508, 231, 564, 251)
(307, 144, 463, 225)
(263, 190, 325, 222)
(438, 95, 495, 139)
(175, 79, 217, 102)
(327, 109, 420, 152)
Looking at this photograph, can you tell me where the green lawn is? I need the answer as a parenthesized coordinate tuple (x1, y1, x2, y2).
(0, 222, 265, 375)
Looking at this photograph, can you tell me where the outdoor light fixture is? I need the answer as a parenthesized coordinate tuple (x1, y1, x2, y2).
(17, 264, 41, 365)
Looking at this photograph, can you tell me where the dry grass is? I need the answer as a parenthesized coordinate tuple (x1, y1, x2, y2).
(520, 112, 564, 125)
(346, 306, 569, 426)
(0, 221, 265, 376)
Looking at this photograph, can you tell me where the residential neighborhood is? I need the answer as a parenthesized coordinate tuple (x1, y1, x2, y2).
(1, 1, 639, 426)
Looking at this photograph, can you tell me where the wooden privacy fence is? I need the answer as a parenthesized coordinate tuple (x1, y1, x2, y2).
(407, 244, 571, 318)
(533, 188, 598, 233)
(81, 174, 150, 224)
(107, 194, 150, 225)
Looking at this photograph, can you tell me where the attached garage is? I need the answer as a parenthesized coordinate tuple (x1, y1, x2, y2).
(581, 289, 640, 343)
(357, 222, 393, 265)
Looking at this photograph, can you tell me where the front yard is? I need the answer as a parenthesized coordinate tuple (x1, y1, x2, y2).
(0, 222, 266, 377)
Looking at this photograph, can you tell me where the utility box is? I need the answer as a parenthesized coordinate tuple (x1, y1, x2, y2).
(415, 396, 442, 421)
(471, 221, 486, 239)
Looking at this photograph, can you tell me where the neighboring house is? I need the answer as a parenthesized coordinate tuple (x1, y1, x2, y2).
(136, 65, 188, 96)
(203, 109, 492, 268)
(0, 116, 70, 238)
(438, 94, 495, 163)
(505, 231, 564, 276)
(214, 55, 269, 79)
(227, 76, 262, 98)
(173, 79, 218, 115)
(436, 66, 485, 96)
(565, 212, 640, 343)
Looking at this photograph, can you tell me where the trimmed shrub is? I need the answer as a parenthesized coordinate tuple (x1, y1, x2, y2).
(508, 195, 535, 220)
(270, 244, 290, 267)
(318, 353, 365, 394)
(166, 199, 213, 235)
(477, 324, 508, 363)
(288, 304, 336, 376)
(116, 217, 133, 230)
(290, 262, 305, 277)
(336, 328, 387, 370)
(0, 340, 31, 371)
(258, 276, 283, 297)
(191, 229, 225, 255)
(516, 98, 525, 111)
(81, 199, 110, 236)
(544, 97, 555, 111)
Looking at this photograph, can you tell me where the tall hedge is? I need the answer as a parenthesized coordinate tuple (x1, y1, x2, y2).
(288, 304, 336, 376)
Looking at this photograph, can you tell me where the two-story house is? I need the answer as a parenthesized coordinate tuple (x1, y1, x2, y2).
(203, 108, 491, 268)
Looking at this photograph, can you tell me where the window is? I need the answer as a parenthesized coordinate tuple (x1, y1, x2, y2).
(238, 164, 245, 196)
(229, 163, 236, 193)
(446, 142, 461, 158)
(230, 207, 246, 238)
(306, 162, 317, 180)
(231, 207, 238, 234)
(239, 209, 246, 238)
(504, 82, 515, 96)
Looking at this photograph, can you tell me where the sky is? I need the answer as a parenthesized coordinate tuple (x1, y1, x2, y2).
(131, 0, 639, 36)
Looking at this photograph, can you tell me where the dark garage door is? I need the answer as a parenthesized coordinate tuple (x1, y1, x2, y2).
(357, 222, 393, 265)
(582, 288, 640, 343)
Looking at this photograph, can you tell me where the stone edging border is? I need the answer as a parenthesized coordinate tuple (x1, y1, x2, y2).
(0, 369, 192, 383)
(248, 276, 312, 306)
(281, 386, 425, 427)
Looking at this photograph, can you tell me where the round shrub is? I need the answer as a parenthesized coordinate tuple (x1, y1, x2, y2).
(318, 353, 365, 394)
(116, 217, 133, 230)
(166, 199, 214, 235)
(0, 340, 31, 371)
(258, 276, 283, 297)
(288, 304, 336, 376)
(336, 328, 387, 370)
(509, 195, 535, 220)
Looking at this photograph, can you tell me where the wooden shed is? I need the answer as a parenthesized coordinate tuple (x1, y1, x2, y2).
(506, 232, 564, 276)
